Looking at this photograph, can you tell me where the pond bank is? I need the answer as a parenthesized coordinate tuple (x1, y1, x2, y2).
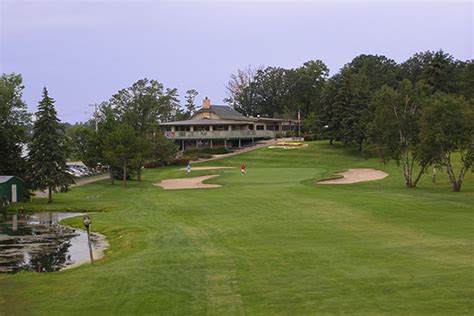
(0, 212, 108, 273)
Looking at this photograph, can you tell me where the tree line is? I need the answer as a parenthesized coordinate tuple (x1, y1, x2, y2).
(0, 76, 200, 202)
(225, 50, 473, 191)
(1, 50, 472, 198)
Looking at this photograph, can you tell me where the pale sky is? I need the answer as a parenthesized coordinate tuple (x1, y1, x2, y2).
(1, 0, 472, 123)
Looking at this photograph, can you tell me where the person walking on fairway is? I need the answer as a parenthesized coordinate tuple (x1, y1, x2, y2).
(186, 163, 191, 175)
(241, 163, 246, 175)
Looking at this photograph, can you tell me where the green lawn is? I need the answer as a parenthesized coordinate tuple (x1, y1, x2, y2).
(1, 141, 473, 315)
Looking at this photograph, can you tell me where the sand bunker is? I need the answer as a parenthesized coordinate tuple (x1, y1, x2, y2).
(154, 175, 221, 190)
(178, 166, 235, 171)
(318, 168, 388, 184)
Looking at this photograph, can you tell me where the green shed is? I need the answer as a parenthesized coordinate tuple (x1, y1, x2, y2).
(0, 176, 25, 203)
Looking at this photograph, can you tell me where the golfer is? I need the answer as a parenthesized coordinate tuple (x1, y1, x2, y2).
(241, 163, 246, 175)
(186, 163, 191, 175)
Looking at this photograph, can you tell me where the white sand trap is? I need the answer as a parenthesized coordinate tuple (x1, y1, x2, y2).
(318, 168, 388, 184)
(154, 175, 221, 190)
(179, 166, 235, 171)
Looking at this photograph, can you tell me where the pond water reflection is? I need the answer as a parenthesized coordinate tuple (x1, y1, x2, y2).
(0, 212, 102, 273)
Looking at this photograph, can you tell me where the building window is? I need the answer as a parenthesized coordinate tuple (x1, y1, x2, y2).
(256, 125, 265, 130)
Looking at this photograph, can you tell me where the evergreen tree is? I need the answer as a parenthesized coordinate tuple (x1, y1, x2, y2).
(184, 89, 198, 117)
(28, 88, 74, 203)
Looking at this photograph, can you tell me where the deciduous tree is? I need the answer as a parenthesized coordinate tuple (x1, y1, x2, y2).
(0, 73, 30, 178)
(420, 93, 474, 192)
(104, 124, 146, 187)
(367, 80, 431, 187)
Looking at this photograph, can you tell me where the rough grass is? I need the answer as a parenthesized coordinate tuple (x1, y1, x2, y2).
(0, 141, 472, 315)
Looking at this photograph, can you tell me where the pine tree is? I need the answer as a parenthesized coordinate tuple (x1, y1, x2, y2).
(185, 89, 198, 116)
(28, 88, 74, 203)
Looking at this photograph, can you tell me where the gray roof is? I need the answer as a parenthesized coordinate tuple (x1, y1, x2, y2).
(160, 104, 299, 126)
(160, 118, 254, 126)
(195, 105, 254, 121)
(0, 176, 15, 184)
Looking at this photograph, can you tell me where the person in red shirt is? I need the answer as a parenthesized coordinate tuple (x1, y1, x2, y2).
(241, 163, 246, 175)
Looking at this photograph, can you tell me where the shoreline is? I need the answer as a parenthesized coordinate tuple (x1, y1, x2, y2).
(61, 230, 109, 270)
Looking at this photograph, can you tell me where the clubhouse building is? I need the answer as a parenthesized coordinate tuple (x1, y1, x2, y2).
(160, 97, 299, 150)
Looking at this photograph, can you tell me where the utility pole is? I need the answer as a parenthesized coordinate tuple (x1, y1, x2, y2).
(89, 103, 98, 133)
(298, 109, 301, 138)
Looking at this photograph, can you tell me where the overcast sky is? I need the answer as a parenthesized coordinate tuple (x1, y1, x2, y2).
(1, 0, 472, 123)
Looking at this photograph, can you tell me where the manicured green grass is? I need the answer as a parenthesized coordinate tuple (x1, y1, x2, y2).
(1, 141, 473, 315)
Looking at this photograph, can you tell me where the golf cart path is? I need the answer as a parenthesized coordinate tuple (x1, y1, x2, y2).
(34, 174, 109, 198)
(73, 174, 110, 186)
(179, 166, 236, 171)
(318, 168, 388, 184)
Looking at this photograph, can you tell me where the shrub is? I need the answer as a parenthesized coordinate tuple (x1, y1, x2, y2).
(143, 160, 162, 168)
(201, 147, 230, 155)
(110, 166, 133, 180)
(170, 158, 190, 166)
(184, 148, 226, 159)
(304, 134, 316, 141)
(196, 153, 212, 159)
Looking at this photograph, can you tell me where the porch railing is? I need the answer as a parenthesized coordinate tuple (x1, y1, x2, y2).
(164, 130, 275, 139)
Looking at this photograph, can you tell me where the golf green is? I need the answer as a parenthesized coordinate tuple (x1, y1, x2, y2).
(1, 141, 473, 315)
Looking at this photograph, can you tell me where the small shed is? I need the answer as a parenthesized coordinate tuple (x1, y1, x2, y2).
(0, 176, 25, 203)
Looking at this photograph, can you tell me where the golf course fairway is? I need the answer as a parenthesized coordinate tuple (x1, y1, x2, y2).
(1, 141, 473, 315)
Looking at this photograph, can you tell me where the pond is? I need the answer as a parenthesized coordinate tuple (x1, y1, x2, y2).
(0, 212, 107, 273)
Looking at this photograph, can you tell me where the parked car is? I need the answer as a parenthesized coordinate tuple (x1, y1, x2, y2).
(67, 164, 99, 178)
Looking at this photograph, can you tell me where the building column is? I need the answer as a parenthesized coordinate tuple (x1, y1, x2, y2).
(181, 140, 185, 152)
(238, 139, 241, 148)
(196, 140, 199, 149)
(190, 126, 194, 132)
(209, 125, 213, 131)
(224, 139, 227, 148)
(228, 125, 232, 131)
(210, 140, 213, 149)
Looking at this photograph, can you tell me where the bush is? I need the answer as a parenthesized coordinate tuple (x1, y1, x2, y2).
(183, 148, 226, 159)
(182, 153, 199, 161)
(110, 166, 133, 180)
(170, 158, 190, 166)
(184, 153, 212, 160)
(0, 194, 9, 212)
(201, 147, 230, 155)
(304, 134, 316, 141)
(143, 160, 162, 168)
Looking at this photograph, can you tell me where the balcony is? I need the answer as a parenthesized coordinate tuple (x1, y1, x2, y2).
(164, 130, 275, 140)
